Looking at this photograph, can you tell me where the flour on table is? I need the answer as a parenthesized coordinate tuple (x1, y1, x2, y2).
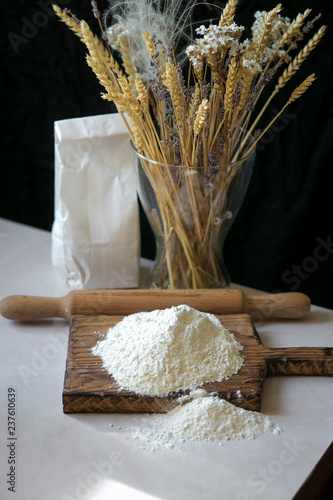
(91, 304, 243, 397)
(129, 390, 281, 452)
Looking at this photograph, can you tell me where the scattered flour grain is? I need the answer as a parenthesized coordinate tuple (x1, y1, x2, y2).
(129, 390, 281, 452)
(92, 305, 243, 396)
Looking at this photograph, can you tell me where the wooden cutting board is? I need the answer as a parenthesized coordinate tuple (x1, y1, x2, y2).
(63, 313, 333, 414)
(63, 314, 333, 413)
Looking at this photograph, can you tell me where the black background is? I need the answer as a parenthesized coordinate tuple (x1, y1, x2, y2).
(1, 0, 332, 308)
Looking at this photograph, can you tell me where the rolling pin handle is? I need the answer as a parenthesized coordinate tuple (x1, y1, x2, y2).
(0, 295, 70, 321)
(245, 292, 311, 319)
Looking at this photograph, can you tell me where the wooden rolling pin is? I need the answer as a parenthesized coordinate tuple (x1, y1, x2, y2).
(0, 289, 310, 322)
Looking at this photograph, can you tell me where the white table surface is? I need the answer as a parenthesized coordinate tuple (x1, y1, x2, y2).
(0, 217, 332, 500)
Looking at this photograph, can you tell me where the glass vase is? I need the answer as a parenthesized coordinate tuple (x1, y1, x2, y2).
(135, 145, 256, 289)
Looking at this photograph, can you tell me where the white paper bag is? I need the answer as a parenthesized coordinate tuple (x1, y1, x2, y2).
(52, 113, 140, 289)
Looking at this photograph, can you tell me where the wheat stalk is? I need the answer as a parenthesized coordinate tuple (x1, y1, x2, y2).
(164, 61, 185, 111)
(193, 99, 209, 137)
(273, 25, 326, 96)
(85, 54, 114, 94)
(255, 4, 282, 61)
(135, 75, 149, 111)
(119, 36, 136, 86)
(142, 31, 155, 55)
(244, 73, 316, 159)
(188, 84, 201, 118)
(224, 57, 237, 113)
(281, 9, 312, 46)
(286, 73, 316, 104)
(245, 25, 326, 142)
(52, 5, 83, 39)
(219, 0, 238, 27)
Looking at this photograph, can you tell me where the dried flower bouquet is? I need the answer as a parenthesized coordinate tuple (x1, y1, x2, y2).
(53, 0, 325, 289)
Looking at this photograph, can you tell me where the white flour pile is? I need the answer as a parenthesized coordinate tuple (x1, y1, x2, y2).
(92, 304, 244, 396)
(92, 304, 281, 448)
(129, 390, 281, 452)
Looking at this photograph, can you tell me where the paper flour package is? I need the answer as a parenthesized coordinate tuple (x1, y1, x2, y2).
(52, 113, 140, 289)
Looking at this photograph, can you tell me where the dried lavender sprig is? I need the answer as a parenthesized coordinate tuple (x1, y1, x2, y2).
(176, 64, 187, 107)
(219, 106, 225, 121)
(232, 81, 242, 109)
(64, 8, 80, 25)
(217, 134, 225, 157)
(303, 13, 322, 34)
(91, 1, 101, 19)
(253, 129, 262, 144)
(245, 62, 282, 112)
(201, 82, 211, 100)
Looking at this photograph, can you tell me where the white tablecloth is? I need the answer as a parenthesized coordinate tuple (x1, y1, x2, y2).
(0, 218, 332, 500)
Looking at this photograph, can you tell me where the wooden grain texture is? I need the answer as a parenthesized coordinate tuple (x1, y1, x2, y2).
(1, 289, 311, 321)
(62, 313, 333, 414)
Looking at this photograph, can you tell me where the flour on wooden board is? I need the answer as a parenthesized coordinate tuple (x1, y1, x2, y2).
(92, 304, 244, 397)
(91, 304, 281, 446)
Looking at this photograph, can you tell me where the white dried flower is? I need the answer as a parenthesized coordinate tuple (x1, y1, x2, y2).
(185, 44, 204, 73)
(242, 58, 262, 74)
(196, 25, 207, 35)
(189, 22, 245, 60)
(229, 39, 240, 57)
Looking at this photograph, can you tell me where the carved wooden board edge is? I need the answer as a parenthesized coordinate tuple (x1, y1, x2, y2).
(62, 313, 266, 414)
